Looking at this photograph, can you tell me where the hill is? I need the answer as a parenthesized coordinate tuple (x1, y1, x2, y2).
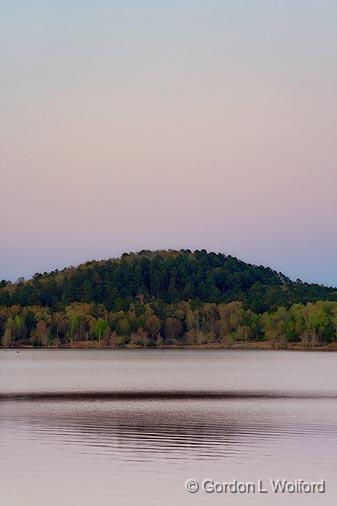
(1, 249, 336, 313)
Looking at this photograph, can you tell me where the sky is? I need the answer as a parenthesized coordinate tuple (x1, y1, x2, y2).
(1, 0, 337, 285)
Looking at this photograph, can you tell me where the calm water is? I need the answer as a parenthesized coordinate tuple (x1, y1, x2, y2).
(0, 350, 336, 505)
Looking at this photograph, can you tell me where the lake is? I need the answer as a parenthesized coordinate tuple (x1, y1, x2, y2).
(0, 349, 336, 505)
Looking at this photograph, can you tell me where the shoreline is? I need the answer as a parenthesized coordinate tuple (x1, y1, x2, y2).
(2, 341, 337, 352)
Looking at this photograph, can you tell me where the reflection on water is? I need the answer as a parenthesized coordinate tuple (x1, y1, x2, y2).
(0, 350, 336, 505)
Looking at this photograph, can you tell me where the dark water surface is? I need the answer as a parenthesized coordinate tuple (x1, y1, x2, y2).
(0, 350, 336, 505)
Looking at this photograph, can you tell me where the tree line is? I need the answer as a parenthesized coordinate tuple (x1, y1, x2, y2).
(1, 250, 336, 314)
(1, 250, 336, 349)
(1, 299, 337, 349)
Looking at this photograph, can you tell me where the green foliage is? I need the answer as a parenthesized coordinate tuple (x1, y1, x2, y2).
(0, 250, 336, 348)
(95, 319, 108, 339)
(1, 250, 336, 313)
(1, 299, 337, 348)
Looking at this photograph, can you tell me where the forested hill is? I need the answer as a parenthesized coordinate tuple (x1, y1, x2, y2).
(1, 250, 336, 313)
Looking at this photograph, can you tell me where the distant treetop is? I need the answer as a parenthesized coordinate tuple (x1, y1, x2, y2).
(0, 249, 336, 313)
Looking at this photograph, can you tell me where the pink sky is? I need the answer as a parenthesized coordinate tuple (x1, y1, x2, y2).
(1, 1, 337, 284)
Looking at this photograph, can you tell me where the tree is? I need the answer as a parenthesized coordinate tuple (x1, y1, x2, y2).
(2, 317, 15, 347)
(95, 319, 108, 348)
(31, 320, 49, 348)
(145, 315, 161, 340)
(164, 317, 181, 344)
